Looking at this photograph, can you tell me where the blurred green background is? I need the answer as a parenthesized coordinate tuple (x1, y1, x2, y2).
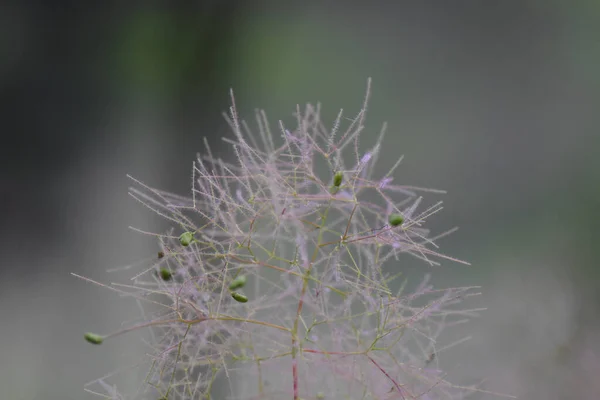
(1, 1, 599, 399)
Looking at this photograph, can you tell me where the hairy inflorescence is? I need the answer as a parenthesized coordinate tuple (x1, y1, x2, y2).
(77, 80, 509, 400)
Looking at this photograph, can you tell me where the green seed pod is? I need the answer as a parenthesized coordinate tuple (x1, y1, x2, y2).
(228, 275, 247, 290)
(159, 268, 173, 281)
(231, 292, 248, 303)
(333, 171, 343, 187)
(388, 213, 404, 227)
(84, 332, 103, 345)
(317, 392, 325, 399)
(179, 231, 194, 246)
(157, 251, 165, 259)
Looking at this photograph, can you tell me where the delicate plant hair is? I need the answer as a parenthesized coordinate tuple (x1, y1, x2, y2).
(76, 79, 514, 400)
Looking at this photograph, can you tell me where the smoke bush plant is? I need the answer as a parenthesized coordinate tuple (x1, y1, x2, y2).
(77, 80, 509, 400)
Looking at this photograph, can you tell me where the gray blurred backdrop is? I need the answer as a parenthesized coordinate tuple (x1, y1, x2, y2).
(1, 1, 599, 399)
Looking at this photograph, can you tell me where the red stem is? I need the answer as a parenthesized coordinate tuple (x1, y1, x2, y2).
(368, 355, 408, 400)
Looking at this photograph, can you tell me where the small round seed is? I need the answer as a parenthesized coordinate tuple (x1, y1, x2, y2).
(84, 332, 104, 345)
(179, 232, 194, 246)
(159, 268, 173, 281)
(228, 275, 247, 290)
(333, 171, 343, 187)
(388, 213, 404, 227)
(231, 292, 248, 303)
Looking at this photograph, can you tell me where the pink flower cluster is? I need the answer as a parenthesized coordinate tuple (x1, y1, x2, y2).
(80, 81, 504, 400)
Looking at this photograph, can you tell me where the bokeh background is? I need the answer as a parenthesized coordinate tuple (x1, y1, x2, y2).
(1, 1, 599, 399)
